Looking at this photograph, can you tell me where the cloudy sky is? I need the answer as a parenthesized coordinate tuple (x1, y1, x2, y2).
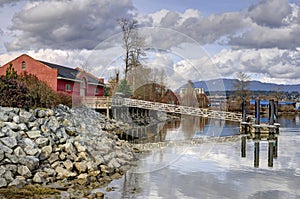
(0, 0, 300, 86)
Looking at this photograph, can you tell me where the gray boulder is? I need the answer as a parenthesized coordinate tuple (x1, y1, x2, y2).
(17, 166, 32, 178)
(26, 130, 41, 139)
(0, 137, 17, 148)
(19, 156, 39, 171)
(0, 178, 7, 188)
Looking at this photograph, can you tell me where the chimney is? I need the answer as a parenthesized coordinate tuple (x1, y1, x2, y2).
(99, 78, 104, 83)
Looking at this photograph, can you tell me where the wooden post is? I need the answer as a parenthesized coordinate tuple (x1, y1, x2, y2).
(269, 99, 275, 125)
(241, 135, 246, 158)
(254, 140, 260, 168)
(242, 100, 246, 122)
(268, 140, 274, 167)
(254, 99, 260, 134)
(273, 136, 278, 159)
(241, 100, 247, 133)
(255, 99, 260, 125)
(269, 99, 276, 134)
(274, 100, 279, 123)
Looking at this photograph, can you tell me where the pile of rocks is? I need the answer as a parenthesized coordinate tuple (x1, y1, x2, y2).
(0, 105, 138, 189)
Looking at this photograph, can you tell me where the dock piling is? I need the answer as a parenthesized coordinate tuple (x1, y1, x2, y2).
(242, 100, 246, 122)
(255, 99, 260, 125)
(269, 99, 275, 125)
(268, 140, 274, 167)
(241, 135, 246, 158)
(254, 140, 260, 168)
(274, 100, 279, 123)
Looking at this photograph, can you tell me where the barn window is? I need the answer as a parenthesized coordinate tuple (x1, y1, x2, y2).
(66, 84, 71, 91)
(21, 61, 26, 70)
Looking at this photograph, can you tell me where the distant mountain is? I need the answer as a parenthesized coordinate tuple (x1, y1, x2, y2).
(178, 79, 300, 92)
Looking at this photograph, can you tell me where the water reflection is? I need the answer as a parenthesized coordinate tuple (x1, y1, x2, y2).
(241, 133, 278, 168)
(123, 115, 211, 143)
(180, 115, 207, 139)
(123, 115, 238, 144)
(277, 113, 300, 128)
(296, 114, 300, 126)
(98, 115, 300, 199)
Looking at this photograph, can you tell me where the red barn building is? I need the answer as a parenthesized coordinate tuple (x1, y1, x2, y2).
(0, 54, 105, 97)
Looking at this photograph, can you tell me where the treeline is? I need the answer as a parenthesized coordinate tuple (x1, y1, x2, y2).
(207, 91, 300, 101)
(0, 65, 72, 109)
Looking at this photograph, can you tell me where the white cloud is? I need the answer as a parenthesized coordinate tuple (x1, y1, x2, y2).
(228, 21, 300, 50)
(247, 0, 292, 27)
(141, 1, 300, 50)
(212, 48, 300, 84)
(0, 48, 90, 70)
(0, 0, 22, 7)
(1, 0, 300, 86)
(5, 0, 135, 50)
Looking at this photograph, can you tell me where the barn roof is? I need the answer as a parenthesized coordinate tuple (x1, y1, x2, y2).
(39, 61, 104, 86)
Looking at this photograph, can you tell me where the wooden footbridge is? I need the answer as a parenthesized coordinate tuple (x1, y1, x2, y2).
(83, 97, 243, 122)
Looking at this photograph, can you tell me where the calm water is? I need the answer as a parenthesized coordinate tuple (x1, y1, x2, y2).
(96, 114, 300, 199)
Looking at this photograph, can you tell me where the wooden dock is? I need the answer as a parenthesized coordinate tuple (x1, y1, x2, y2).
(240, 99, 280, 136)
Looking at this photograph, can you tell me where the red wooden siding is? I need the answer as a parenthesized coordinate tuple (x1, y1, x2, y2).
(0, 54, 58, 90)
(0, 54, 105, 97)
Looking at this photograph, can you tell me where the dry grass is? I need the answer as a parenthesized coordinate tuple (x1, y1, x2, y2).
(0, 185, 60, 199)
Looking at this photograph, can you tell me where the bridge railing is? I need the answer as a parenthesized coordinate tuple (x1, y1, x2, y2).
(120, 98, 242, 122)
(82, 97, 112, 109)
(83, 97, 243, 122)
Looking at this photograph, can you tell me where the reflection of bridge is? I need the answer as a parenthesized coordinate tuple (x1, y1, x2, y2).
(84, 97, 243, 122)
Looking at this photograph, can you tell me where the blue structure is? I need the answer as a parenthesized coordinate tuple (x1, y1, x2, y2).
(250, 100, 270, 108)
(296, 102, 300, 110)
(250, 100, 296, 108)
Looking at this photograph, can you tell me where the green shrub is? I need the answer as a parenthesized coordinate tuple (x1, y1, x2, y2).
(0, 76, 34, 108)
(0, 66, 72, 108)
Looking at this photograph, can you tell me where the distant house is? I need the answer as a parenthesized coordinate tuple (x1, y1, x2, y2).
(296, 102, 300, 110)
(0, 54, 105, 97)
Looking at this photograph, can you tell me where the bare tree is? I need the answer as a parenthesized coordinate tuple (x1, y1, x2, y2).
(79, 60, 91, 72)
(232, 72, 251, 100)
(149, 68, 167, 98)
(118, 18, 146, 81)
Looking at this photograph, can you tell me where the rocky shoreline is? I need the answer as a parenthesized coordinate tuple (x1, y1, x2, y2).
(0, 105, 139, 198)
